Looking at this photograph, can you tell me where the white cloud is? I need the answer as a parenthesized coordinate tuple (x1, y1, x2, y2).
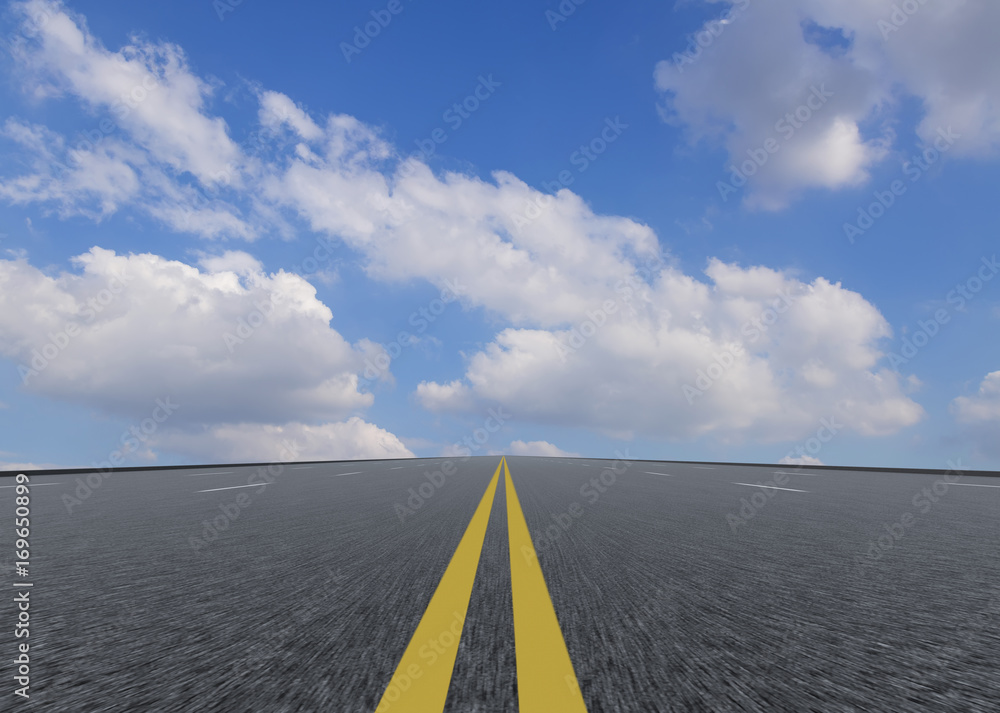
(3, 96, 918, 446)
(0, 461, 62, 471)
(0, 2, 930, 450)
(2, 5, 671, 326)
(503, 440, 580, 458)
(0, 247, 412, 463)
(779, 454, 823, 466)
(0, 246, 374, 424)
(654, 0, 1000, 209)
(196, 249, 264, 276)
(439, 443, 468, 458)
(1, 3, 254, 238)
(952, 371, 1000, 424)
(950, 371, 1000, 460)
(415, 261, 924, 443)
(416, 380, 473, 412)
(12, 0, 241, 184)
(267, 158, 661, 329)
(258, 90, 323, 142)
(0, 119, 142, 220)
(0, 118, 253, 240)
(151, 418, 414, 463)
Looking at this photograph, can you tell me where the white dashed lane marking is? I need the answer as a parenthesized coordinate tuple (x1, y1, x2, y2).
(733, 482, 808, 493)
(198, 483, 266, 493)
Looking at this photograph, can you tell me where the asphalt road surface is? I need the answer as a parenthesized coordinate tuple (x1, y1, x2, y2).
(2, 455, 999, 711)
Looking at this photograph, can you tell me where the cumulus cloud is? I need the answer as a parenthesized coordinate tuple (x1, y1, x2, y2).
(416, 260, 924, 443)
(196, 249, 264, 276)
(654, 0, 1000, 209)
(238, 99, 915, 451)
(151, 418, 413, 463)
(416, 380, 474, 413)
(0, 247, 410, 462)
(268, 160, 660, 328)
(503, 440, 580, 458)
(952, 371, 1000, 423)
(951, 371, 1000, 459)
(779, 455, 823, 466)
(0, 2, 932, 450)
(0, 246, 373, 423)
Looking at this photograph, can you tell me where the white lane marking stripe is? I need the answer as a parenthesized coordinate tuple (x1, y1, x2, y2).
(643, 471, 673, 476)
(733, 482, 808, 493)
(774, 471, 823, 477)
(0, 483, 60, 488)
(391, 466, 404, 469)
(945, 482, 1000, 488)
(185, 471, 234, 476)
(198, 483, 267, 493)
(332, 472, 361, 476)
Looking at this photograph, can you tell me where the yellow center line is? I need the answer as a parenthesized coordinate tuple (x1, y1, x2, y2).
(375, 461, 502, 712)
(504, 457, 588, 712)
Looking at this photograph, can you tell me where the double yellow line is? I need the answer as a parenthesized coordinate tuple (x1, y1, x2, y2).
(375, 457, 587, 712)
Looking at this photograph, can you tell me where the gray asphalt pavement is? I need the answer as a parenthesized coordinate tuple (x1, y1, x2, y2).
(2, 455, 999, 711)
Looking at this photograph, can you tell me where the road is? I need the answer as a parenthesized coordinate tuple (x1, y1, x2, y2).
(2, 455, 999, 711)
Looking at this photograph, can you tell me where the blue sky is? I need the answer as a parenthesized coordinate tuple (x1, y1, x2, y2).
(1, 0, 998, 471)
